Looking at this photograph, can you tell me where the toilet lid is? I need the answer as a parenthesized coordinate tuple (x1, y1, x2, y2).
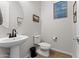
(38, 42, 50, 47)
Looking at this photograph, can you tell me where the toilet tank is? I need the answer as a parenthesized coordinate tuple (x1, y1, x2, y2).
(33, 35, 41, 44)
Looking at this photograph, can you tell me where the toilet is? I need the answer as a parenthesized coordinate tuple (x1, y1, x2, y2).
(33, 35, 51, 57)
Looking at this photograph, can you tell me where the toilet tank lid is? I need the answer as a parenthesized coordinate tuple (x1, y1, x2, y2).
(33, 35, 40, 38)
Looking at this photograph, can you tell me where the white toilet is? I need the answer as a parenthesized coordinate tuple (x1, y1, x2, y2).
(33, 35, 51, 57)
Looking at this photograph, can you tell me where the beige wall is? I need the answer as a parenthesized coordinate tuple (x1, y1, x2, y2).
(41, 1, 73, 55)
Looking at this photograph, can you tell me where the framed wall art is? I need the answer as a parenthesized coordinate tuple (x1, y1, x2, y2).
(53, 1, 67, 19)
(17, 17, 23, 25)
(33, 14, 39, 23)
(73, 1, 77, 23)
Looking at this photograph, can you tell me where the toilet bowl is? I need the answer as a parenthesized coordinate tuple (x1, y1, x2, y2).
(36, 42, 51, 57)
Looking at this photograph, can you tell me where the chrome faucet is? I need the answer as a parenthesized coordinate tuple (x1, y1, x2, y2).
(12, 29, 16, 37)
(7, 29, 17, 38)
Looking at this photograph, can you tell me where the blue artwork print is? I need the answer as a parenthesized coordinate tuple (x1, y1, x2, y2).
(54, 1, 67, 19)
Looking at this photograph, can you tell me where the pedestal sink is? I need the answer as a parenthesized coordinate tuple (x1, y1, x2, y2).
(0, 35, 28, 58)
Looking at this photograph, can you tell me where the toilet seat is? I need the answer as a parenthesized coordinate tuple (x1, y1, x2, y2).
(38, 42, 51, 50)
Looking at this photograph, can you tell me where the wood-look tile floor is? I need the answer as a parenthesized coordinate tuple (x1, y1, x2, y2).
(36, 50, 72, 58)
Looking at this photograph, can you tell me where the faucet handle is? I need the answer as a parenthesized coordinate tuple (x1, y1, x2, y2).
(7, 33, 12, 38)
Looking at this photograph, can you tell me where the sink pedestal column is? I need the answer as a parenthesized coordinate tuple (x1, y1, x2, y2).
(10, 46, 20, 58)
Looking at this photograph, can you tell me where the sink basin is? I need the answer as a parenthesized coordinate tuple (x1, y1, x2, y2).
(0, 35, 28, 47)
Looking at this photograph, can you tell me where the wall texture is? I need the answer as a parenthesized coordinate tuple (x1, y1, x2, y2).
(41, 1, 73, 55)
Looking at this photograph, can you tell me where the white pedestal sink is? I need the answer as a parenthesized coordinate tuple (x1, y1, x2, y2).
(0, 35, 28, 58)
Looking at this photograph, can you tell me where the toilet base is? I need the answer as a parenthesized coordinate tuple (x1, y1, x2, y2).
(36, 48, 49, 57)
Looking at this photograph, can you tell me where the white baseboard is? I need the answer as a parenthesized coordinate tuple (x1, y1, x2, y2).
(51, 48, 72, 56)
(0, 54, 9, 58)
(24, 54, 30, 58)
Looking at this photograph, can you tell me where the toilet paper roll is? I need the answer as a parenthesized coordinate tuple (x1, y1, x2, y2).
(52, 37, 57, 40)
(53, 37, 56, 39)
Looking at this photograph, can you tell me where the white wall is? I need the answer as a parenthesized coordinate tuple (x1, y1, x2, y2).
(41, 1, 73, 55)
(9, 1, 41, 57)
(76, 1, 79, 57)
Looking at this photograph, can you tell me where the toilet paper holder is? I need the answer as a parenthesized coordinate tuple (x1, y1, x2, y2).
(51, 37, 58, 42)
